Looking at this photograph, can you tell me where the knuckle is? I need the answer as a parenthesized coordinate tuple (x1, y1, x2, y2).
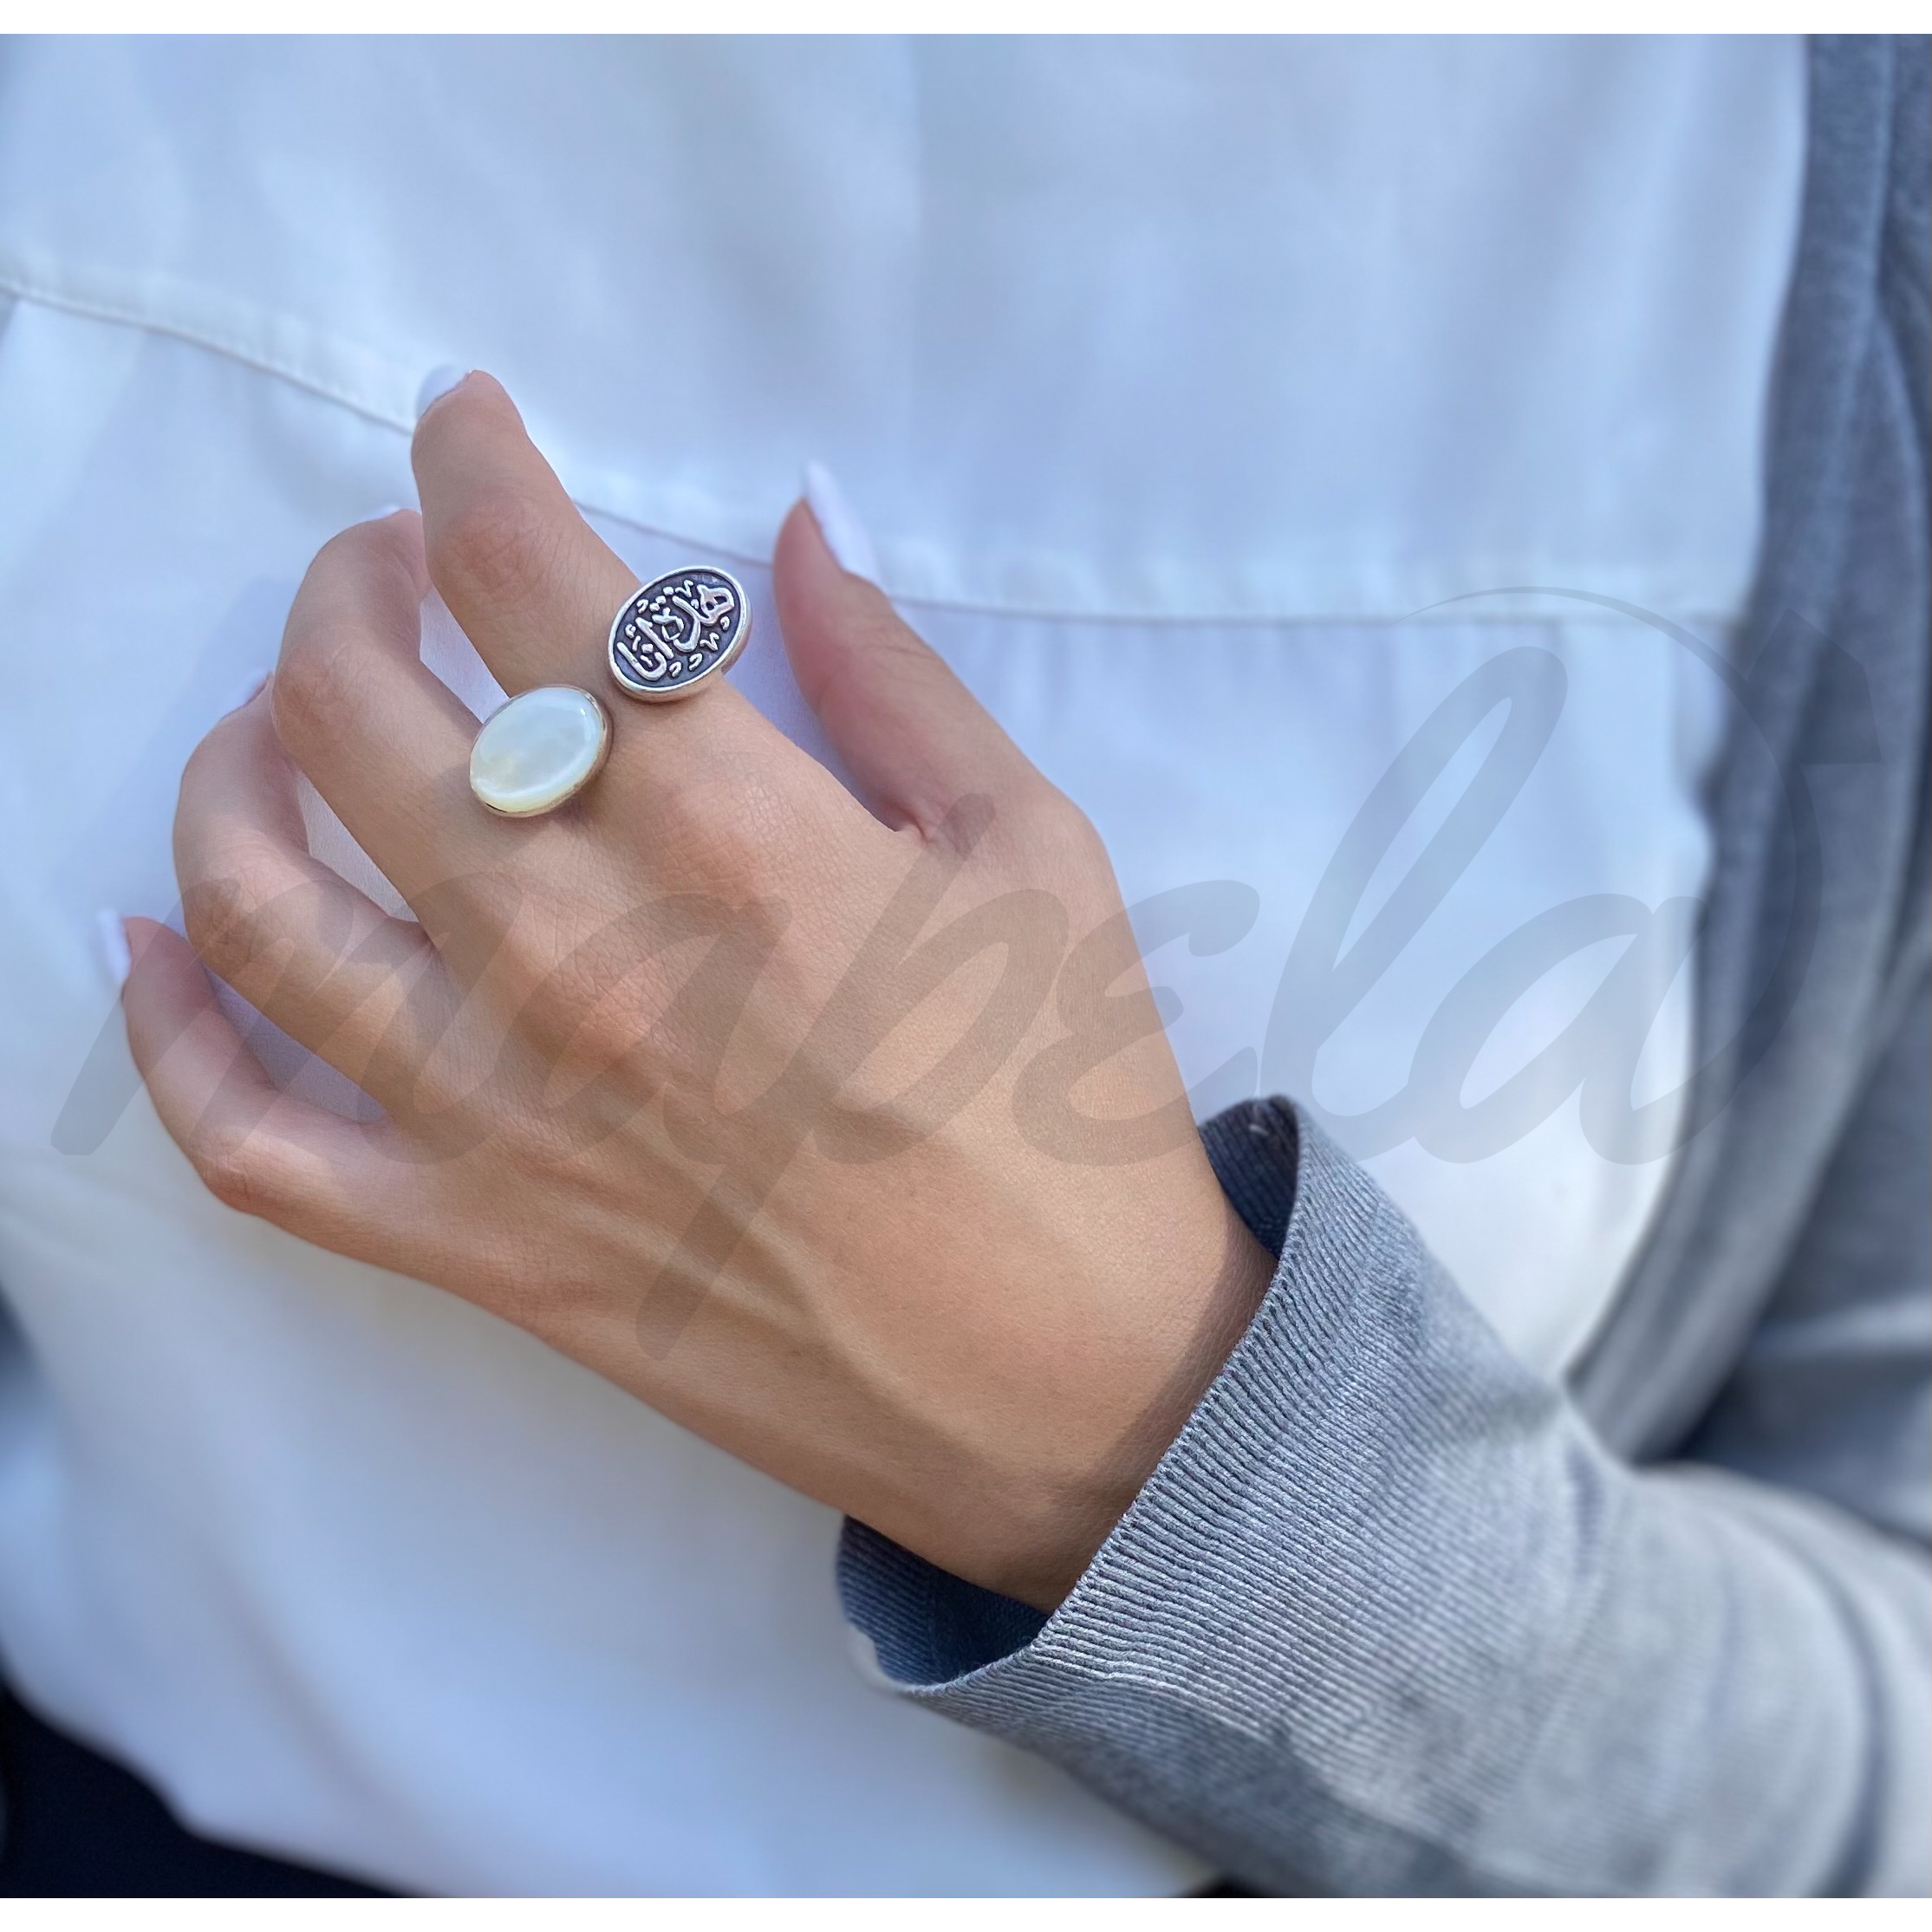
(179, 867, 251, 972)
(181, 843, 308, 986)
(654, 766, 784, 882)
(326, 516, 422, 608)
(313, 516, 402, 583)
(1018, 781, 1105, 870)
(195, 1122, 286, 1220)
(434, 489, 556, 608)
(680, 795, 763, 881)
(272, 620, 363, 760)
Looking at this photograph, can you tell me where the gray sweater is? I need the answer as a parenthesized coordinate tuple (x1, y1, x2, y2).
(837, 36, 1932, 1896)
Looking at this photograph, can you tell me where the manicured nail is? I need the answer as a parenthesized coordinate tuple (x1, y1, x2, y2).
(219, 669, 271, 718)
(96, 909, 132, 991)
(414, 365, 471, 420)
(803, 459, 881, 587)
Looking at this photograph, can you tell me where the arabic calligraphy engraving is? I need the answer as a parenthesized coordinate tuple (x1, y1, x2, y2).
(609, 569, 746, 695)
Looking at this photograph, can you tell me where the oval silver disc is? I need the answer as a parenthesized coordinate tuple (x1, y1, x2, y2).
(607, 566, 751, 702)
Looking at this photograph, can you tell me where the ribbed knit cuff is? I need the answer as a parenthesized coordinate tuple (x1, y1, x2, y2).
(835, 1101, 1596, 1896)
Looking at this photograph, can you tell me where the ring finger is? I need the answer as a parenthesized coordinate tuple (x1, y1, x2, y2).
(176, 677, 455, 1111)
(271, 508, 511, 909)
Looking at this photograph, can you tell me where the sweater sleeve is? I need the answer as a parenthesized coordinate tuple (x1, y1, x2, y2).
(836, 977, 1932, 1896)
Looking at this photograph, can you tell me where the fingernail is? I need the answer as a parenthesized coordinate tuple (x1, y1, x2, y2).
(414, 365, 471, 420)
(96, 909, 132, 991)
(368, 502, 410, 521)
(219, 669, 271, 718)
(803, 459, 881, 587)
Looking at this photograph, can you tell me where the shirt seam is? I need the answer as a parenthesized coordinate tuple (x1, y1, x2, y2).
(0, 267, 1745, 638)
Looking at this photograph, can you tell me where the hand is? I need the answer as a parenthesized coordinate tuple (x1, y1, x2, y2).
(125, 374, 1272, 1610)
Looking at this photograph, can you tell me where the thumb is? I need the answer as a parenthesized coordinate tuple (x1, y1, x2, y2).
(773, 468, 1034, 838)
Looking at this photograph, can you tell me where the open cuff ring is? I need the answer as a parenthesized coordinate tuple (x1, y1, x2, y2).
(467, 566, 752, 818)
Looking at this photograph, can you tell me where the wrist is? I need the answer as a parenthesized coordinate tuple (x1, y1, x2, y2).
(938, 1191, 1275, 1612)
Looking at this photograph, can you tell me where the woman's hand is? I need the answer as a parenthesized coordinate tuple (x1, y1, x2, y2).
(125, 374, 1272, 1610)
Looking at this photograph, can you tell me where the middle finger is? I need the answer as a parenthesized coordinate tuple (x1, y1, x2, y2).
(408, 374, 783, 797)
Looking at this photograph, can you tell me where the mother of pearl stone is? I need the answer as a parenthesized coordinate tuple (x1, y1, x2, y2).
(468, 686, 613, 817)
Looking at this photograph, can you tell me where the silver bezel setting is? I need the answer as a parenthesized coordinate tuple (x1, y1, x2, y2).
(469, 686, 614, 818)
(607, 566, 751, 703)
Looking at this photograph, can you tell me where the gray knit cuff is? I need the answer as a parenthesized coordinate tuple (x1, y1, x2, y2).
(835, 1100, 1591, 1895)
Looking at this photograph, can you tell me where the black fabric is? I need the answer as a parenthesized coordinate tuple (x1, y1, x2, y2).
(1196, 1099, 1301, 1256)
(0, 1687, 387, 1897)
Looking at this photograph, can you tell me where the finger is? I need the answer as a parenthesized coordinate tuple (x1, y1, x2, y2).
(122, 917, 428, 1272)
(273, 510, 499, 904)
(773, 494, 1042, 840)
(174, 683, 454, 1109)
(413, 374, 742, 712)
(411, 373, 855, 867)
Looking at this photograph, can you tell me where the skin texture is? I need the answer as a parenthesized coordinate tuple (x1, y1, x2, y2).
(124, 374, 1273, 1610)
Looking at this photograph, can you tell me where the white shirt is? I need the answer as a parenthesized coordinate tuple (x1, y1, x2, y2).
(0, 36, 1804, 1895)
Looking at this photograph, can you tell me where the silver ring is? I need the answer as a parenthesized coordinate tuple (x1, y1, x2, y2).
(608, 566, 751, 702)
(469, 686, 613, 818)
